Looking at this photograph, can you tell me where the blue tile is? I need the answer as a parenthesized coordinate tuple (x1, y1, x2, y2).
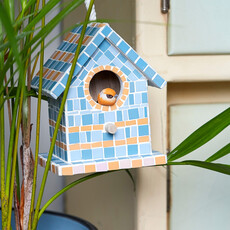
(152, 74, 165, 87)
(125, 127, 130, 138)
(136, 58, 148, 71)
(52, 84, 65, 98)
(128, 145, 138, 156)
(84, 43, 97, 56)
(77, 87, 84, 98)
(127, 49, 139, 62)
(99, 40, 111, 52)
(94, 50, 103, 61)
(99, 113, 105, 124)
(139, 107, 144, 118)
(133, 69, 143, 79)
(108, 45, 119, 56)
(89, 27, 98, 36)
(80, 132, 86, 143)
(140, 143, 151, 154)
(138, 125, 149, 136)
(44, 59, 53, 68)
(78, 53, 89, 66)
(128, 108, 139, 120)
(54, 61, 65, 71)
(123, 110, 129, 121)
(103, 132, 113, 141)
(131, 126, 137, 137)
(129, 94, 134, 105)
(104, 147, 115, 158)
(105, 111, 115, 122)
(108, 32, 120, 44)
(115, 146, 126, 157)
(136, 81, 147, 92)
(93, 33, 104, 46)
(71, 150, 82, 161)
(61, 74, 69, 85)
(92, 148, 103, 159)
(142, 92, 148, 103)
(117, 111, 122, 122)
(69, 132, 80, 144)
(118, 41, 130, 54)
(80, 99, 86, 110)
(97, 55, 110, 66)
(105, 50, 115, 60)
(135, 93, 142, 105)
(67, 87, 77, 99)
(144, 107, 148, 117)
(121, 66, 131, 76)
(60, 63, 71, 72)
(67, 100, 73, 111)
(82, 149, 92, 160)
(86, 132, 91, 142)
(78, 69, 88, 80)
(130, 82, 135, 93)
(118, 54, 127, 63)
(101, 26, 112, 36)
(82, 114, 93, 125)
(144, 66, 156, 78)
(111, 58, 123, 69)
(92, 130, 102, 142)
(70, 44, 78, 53)
(75, 115, 81, 126)
(115, 128, 125, 140)
(93, 113, 99, 124)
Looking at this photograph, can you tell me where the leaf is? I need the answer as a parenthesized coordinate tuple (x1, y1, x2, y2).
(168, 107, 230, 162)
(206, 143, 230, 162)
(168, 160, 230, 175)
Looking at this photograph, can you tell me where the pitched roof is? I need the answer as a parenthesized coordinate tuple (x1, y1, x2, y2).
(31, 23, 166, 99)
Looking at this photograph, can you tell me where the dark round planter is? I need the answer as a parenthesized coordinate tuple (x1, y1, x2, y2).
(0, 210, 97, 230)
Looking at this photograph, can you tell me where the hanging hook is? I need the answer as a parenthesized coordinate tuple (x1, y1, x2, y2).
(161, 0, 170, 14)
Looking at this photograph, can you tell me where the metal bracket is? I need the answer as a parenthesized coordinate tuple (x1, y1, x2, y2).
(161, 0, 170, 14)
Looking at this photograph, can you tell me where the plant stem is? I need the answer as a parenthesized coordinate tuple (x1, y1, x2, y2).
(7, 90, 24, 230)
(32, 0, 95, 228)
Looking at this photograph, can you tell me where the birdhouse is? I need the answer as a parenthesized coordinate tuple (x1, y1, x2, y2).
(31, 23, 167, 176)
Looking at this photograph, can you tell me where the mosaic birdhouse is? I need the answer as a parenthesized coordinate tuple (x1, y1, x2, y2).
(31, 23, 167, 176)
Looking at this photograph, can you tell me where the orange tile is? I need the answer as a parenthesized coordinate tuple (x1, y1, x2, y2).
(69, 34, 77, 43)
(49, 119, 52, 125)
(115, 121, 125, 127)
(81, 143, 91, 149)
(126, 120, 136, 126)
(64, 32, 72, 41)
(93, 125, 104, 130)
(69, 144, 80, 150)
(115, 140, 126, 146)
(139, 136, 149, 143)
(155, 156, 166, 165)
(98, 23, 106, 27)
(105, 66, 112, 70)
(68, 126, 80, 133)
(39, 158, 43, 166)
(85, 164, 96, 173)
(110, 104, 117, 111)
(117, 99, 123, 107)
(59, 52, 66, 60)
(102, 106, 109, 111)
(93, 67, 100, 73)
(46, 70, 55, 80)
(92, 142, 102, 148)
(86, 95, 92, 101)
(132, 159, 142, 168)
(52, 164, 56, 173)
(82, 36, 90, 44)
(63, 144, 67, 151)
(85, 76, 91, 83)
(74, 37, 80, 44)
(121, 95, 127, 101)
(121, 76, 126, 82)
(108, 161, 119, 170)
(43, 68, 49, 75)
(89, 100, 96, 107)
(98, 66, 104, 71)
(81, 126, 92, 131)
(123, 88, 129, 95)
(64, 53, 72, 62)
(84, 89, 90, 95)
(137, 118, 148, 125)
(127, 137, 137, 144)
(117, 71, 123, 76)
(95, 104, 102, 110)
(112, 67, 119, 73)
(103, 140, 114, 147)
(88, 71, 94, 77)
(85, 82, 89, 88)
(124, 82, 129, 88)
(52, 51, 60, 59)
(62, 167, 73, 175)
(52, 72, 60, 81)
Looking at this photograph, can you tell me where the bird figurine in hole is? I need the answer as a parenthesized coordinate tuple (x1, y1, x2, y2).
(97, 88, 117, 106)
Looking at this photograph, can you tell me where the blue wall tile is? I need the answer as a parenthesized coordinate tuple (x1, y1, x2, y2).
(92, 130, 102, 142)
(129, 94, 134, 105)
(99, 40, 111, 52)
(130, 82, 135, 93)
(131, 126, 137, 137)
(99, 113, 104, 124)
(115, 128, 125, 140)
(71, 150, 82, 161)
(77, 87, 84, 98)
(128, 145, 138, 156)
(92, 148, 103, 159)
(78, 53, 89, 66)
(136, 58, 147, 71)
(80, 132, 86, 143)
(80, 99, 86, 110)
(128, 108, 139, 120)
(82, 114, 93, 125)
(121, 66, 131, 76)
(75, 115, 81, 126)
(118, 54, 127, 63)
(142, 92, 148, 103)
(117, 111, 122, 122)
(140, 143, 151, 154)
(86, 132, 91, 142)
(85, 43, 97, 56)
(101, 26, 112, 36)
(152, 74, 165, 87)
(82, 149, 92, 160)
(105, 111, 115, 122)
(134, 93, 142, 105)
(144, 66, 156, 78)
(125, 127, 130, 138)
(104, 147, 115, 158)
(136, 81, 146, 92)
(138, 125, 149, 136)
(115, 146, 127, 157)
(108, 32, 120, 44)
(127, 49, 138, 62)
(69, 132, 80, 144)
(103, 132, 113, 141)
(67, 100, 73, 111)
(68, 116, 74, 126)
(118, 41, 129, 54)
(105, 50, 115, 60)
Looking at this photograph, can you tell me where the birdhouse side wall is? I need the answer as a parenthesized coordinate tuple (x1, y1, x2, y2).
(48, 97, 68, 161)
